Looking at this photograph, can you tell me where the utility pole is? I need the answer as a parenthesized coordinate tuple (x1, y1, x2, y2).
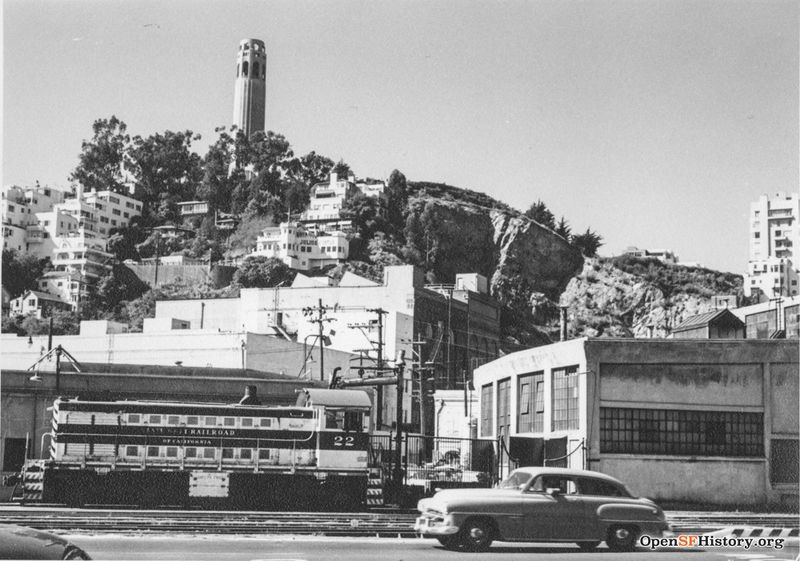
(350, 308, 388, 428)
(302, 299, 336, 382)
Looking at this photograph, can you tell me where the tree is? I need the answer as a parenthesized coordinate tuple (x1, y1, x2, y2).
(233, 256, 294, 288)
(571, 228, 604, 257)
(2, 249, 52, 298)
(291, 151, 335, 186)
(524, 200, 556, 229)
(385, 169, 408, 234)
(126, 129, 203, 218)
(332, 159, 351, 179)
(21, 310, 80, 336)
(95, 264, 149, 311)
(70, 116, 131, 194)
(197, 129, 237, 213)
(554, 216, 571, 240)
(341, 192, 387, 239)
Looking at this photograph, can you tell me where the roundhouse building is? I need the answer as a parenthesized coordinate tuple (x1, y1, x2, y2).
(473, 337, 798, 507)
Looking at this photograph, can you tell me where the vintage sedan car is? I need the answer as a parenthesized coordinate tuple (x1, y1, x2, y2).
(414, 466, 669, 552)
(0, 524, 92, 559)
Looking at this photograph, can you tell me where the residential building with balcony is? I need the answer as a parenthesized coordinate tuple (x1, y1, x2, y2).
(299, 172, 386, 234)
(622, 246, 679, 264)
(51, 232, 113, 280)
(747, 192, 799, 298)
(249, 221, 349, 271)
(177, 200, 210, 218)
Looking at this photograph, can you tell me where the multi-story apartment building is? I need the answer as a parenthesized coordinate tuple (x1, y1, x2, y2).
(83, 189, 143, 235)
(299, 172, 385, 234)
(51, 231, 113, 281)
(747, 192, 800, 298)
(623, 246, 679, 264)
(2, 185, 70, 252)
(250, 221, 349, 271)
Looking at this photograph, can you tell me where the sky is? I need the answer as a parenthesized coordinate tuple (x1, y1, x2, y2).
(3, 0, 798, 273)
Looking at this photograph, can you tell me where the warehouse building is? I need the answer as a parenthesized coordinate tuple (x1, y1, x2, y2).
(473, 338, 798, 507)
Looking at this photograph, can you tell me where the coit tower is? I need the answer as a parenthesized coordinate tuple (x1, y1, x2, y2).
(232, 38, 266, 136)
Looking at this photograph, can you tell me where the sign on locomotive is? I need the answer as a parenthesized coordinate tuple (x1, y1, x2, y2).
(16, 388, 373, 510)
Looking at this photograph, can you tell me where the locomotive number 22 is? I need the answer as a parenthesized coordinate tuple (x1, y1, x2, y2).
(333, 436, 355, 447)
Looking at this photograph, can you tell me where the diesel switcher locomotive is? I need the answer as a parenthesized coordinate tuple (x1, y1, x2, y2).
(20, 388, 373, 510)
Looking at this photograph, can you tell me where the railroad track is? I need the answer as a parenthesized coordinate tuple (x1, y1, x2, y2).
(0, 507, 796, 536)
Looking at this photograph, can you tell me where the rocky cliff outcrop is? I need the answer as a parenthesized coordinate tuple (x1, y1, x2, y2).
(559, 257, 744, 338)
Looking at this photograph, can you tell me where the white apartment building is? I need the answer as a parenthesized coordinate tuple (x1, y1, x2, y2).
(83, 189, 143, 235)
(2, 185, 70, 252)
(51, 232, 113, 281)
(623, 246, 679, 264)
(747, 192, 800, 298)
(249, 221, 349, 271)
(299, 172, 386, 234)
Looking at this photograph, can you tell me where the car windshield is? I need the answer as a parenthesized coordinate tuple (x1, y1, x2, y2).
(498, 470, 533, 489)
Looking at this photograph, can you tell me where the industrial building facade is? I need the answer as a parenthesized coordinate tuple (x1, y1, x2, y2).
(473, 338, 798, 507)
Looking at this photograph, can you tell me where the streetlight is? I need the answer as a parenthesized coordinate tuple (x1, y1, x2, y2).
(27, 345, 82, 393)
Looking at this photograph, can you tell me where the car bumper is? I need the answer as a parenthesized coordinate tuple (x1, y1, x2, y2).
(414, 515, 460, 536)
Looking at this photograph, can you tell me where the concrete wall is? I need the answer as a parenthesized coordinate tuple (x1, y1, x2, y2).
(125, 263, 236, 289)
(599, 457, 766, 504)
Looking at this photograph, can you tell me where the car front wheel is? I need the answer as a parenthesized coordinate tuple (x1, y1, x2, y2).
(458, 518, 493, 552)
(606, 525, 638, 552)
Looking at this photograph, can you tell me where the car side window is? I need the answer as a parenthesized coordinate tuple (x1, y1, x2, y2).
(577, 477, 625, 497)
(534, 475, 578, 495)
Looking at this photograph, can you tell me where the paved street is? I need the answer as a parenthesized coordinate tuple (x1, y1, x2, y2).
(64, 535, 799, 561)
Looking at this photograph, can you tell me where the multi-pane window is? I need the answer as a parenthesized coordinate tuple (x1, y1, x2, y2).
(552, 366, 579, 431)
(497, 378, 511, 440)
(600, 407, 763, 457)
(517, 372, 544, 433)
(480, 384, 493, 437)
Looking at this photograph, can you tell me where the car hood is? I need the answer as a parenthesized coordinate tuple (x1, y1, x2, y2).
(419, 488, 523, 512)
(0, 524, 73, 560)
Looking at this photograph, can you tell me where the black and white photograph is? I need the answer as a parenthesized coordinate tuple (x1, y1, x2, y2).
(1, 1, 798, 559)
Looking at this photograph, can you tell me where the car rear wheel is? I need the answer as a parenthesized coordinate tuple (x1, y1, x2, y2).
(577, 541, 600, 551)
(436, 536, 460, 550)
(606, 525, 638, 552)
(458, 518, 493, 552)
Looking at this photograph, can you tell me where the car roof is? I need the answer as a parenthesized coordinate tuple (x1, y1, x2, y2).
(510, 467, 624, 483)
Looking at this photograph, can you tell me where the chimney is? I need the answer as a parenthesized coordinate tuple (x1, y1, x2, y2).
(239, 385, 262, 405)
(559, 306, 568, 341)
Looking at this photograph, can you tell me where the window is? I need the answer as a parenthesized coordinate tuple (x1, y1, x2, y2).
(148, 415, 161, 425)
(480, 384, 493, 437)
(600, 407, 763, 456)
(224, 417, 235, 427)
(147, 446, 159, 457)
(167, 416, 180, 425)
(222, 448, 234, 459)
(127, 414, 140, 424)
(205, 416, 217, 426)
(552, 366, 579, 431)
(258, 449, 271, 460)
(185, 447, 197, 458)
(517, 372, 544, 433)
(241, 418, 253, 427)
(260, 418, 272, 428)
(203, 448, 216, 459)
(240, 449, 252, 460)
(770, 439, 799, 484)
(125, 446, 139, 457)
(166, 447, 178, 458)
(112, 209, 121, 216)
(577, 477, 627, 497)
(754, 232, 760, 239)
(529, 475, 578, 495)
(186, 416, 198, 425)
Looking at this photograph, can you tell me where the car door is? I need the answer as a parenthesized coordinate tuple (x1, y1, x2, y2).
(520, 474, 587, 541)
(574, 476, 630, 539)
